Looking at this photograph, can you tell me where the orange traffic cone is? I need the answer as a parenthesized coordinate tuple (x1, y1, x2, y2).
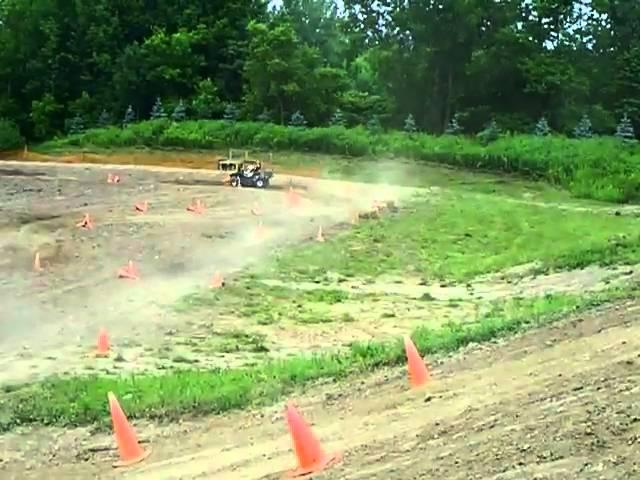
(134, 200, 148, 213)
(117, 260, 139, 280)
(76, 213, 94, 229)
(95, 327, 110, 357)
(187, 199, 205, 214)
(350, 210, 359, 225)
(210, 271, 224, 288)
(285, 402, 340, 477)
(404, 335, 430, 388)
(251, 202, 263, 216)
(107, 392, 151, 467)
(286, 187, 301, 207)
(33, 251, 43, 272)
(315, 225, 325, 242)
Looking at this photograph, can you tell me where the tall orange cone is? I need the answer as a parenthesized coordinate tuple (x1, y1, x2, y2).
(404, 335, 430, 388)
(210, 271, 224, 288)
(76, 213, 94, 229)
(315, 225, 325, 242)
(33, 251, 43, 272)
(117, 260, 139, 279)
(95, 327, 110, 357)
(107, 392, 151, 467)
(285, 402, 340, 477)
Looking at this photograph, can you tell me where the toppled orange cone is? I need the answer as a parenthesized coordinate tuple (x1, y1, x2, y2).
(210, 271, 224, 288)
(251, 202, 263, 216)
(315, 225, 325, 242)
(107, 392, 151, 467)
(107, 173, 121, 184)
(186, 199, 205, 214)
(117, 260, 139, 280)
(33, 251, 43, 272)
(76, 213, 94, 229)
(134, 200, 148, 213)
(404, 335, 430, 388)
(95, 327, 110, 357)
(285, 402, 340, 477)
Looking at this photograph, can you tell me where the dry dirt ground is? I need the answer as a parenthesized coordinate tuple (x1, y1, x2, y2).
(1, 299, 638, 479)
(0, 159, 415, 385)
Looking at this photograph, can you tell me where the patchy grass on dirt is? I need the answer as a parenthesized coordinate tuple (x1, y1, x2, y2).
(0, 284, 635, 433)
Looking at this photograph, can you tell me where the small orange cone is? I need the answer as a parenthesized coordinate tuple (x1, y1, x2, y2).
(117, 260, 139, 280)
(210, 271, 224, 288)
(285, 402, 340, 477)
(134, 200, 148, 213)
(33, 251, 43, 272)
(255, 220, 266, 240)
(251, 202, 263, 216)
(286, 187, 301, 207)
(186, 199, 205, 214)
(107, 392, 151, 467)
(95, 327, 110, 357)
(315, 225, 325, 242)
(76, 213, 94, 229)
(404, 335, 430, 388)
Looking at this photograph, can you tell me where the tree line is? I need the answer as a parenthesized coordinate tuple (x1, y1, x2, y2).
(0, 0, 639, 142)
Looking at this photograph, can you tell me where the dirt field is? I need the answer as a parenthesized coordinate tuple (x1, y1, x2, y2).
(0, 159, 416, 385)
(2, 299, 638, 479)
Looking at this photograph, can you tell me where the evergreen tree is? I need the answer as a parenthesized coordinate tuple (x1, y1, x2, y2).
(289, 110, 307, 127)
(444, 113, 463, 135)
(329, 108, 346, 127)
(97, 109, 112, 128)
(366, 115, 382, 133)
(573, 113, 592, 138)
(477, 119, 500, 145)
(223, 103, 239, 122)
(404, 113, 417, 133)
(534, 116, 551, 136)
(615, 113, 636, 142)
(123, 105, 135, 127)
(171, 99, 187, 121)
(67, 114, 85, 135)
(256, 107, 271, 123)
(150, 97, 167, 119)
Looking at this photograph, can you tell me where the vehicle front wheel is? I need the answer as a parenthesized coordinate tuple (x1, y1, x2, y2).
(256, 178, 265, 188)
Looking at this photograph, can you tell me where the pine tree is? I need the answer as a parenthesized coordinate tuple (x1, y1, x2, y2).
(223, 103, 239, 122)
(477, 119, 500, 145)
(67, 114, 85, 135)
(366, 115, 382, 133)
(615, 113, 636, 142)
(444, 113, 463, 135)
(404, 113, 417, 133)
(171, 99, 187, 122)
(98, 109, 112, 128)
(573, 114, 593, 138)
(329, 108, 346, 127)
(534, 116, 551, 136)
(289, 110, 307, 127)
(122, 105, 135, 127)
(150, 97, 167, 120)
(256, 108, 271, 123)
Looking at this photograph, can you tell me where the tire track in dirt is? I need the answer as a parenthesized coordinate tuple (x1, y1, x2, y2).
(3, 300, 638, 479)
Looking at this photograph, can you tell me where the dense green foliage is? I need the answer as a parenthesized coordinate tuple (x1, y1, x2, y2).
(44, 119, 640, 202)
(1, 1, 639, 141)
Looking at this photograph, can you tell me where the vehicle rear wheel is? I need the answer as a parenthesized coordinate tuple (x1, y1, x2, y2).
(230, 177, 240, 187)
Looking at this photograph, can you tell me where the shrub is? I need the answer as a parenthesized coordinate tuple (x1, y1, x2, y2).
(0, 118, 23, 150)
(40, 119, 640, 203)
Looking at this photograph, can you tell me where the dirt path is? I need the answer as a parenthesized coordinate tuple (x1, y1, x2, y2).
(2, 299, 638, 479)
(0, 160, 417, 385)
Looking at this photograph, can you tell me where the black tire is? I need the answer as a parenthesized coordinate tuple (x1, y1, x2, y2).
(256, 178, 265, 188)
(230, 176, 240, 187)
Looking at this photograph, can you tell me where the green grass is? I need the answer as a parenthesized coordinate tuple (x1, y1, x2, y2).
(0, 285, 634, 433)
(262, 192, 640, 283)
(37, 119, 640, 203)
